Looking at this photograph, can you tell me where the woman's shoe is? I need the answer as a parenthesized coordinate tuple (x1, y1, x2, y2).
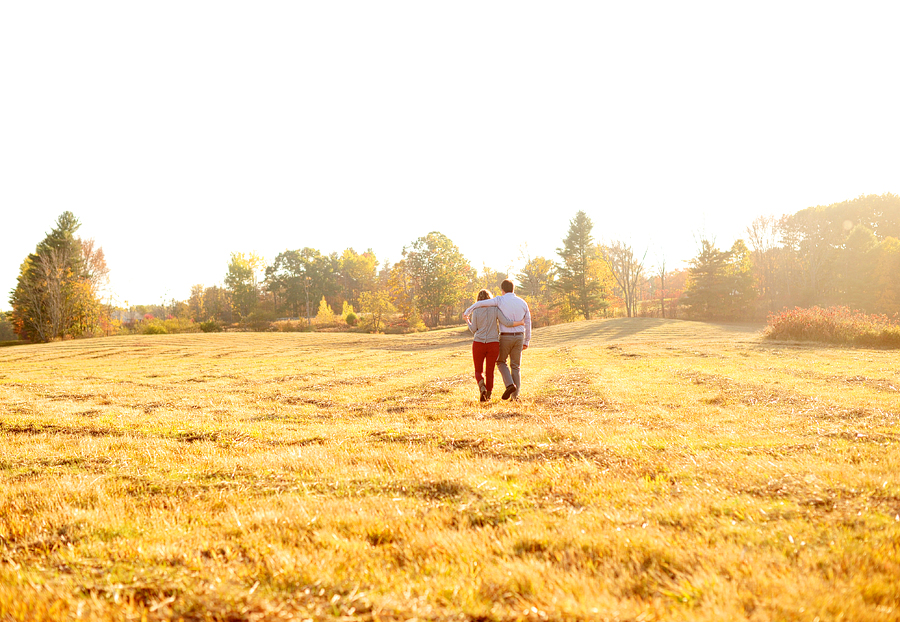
(478, 379, 488, 402)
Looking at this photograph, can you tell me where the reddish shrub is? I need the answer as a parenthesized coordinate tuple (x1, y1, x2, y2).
(765, 306, 900, 348)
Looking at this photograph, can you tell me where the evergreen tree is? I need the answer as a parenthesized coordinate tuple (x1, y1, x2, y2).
(681, 239, 756, 320)
(680, 239, 732, 320)
(556, 211, 605, 320)
(9, 212, 105, 342)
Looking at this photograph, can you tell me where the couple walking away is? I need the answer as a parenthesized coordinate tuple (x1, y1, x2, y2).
(463, 279, 532, 402)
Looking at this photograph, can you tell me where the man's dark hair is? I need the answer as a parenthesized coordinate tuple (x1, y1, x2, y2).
(500, 279, 514, 293)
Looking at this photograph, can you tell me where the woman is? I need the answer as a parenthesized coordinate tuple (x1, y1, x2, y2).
(465, 289, 523, 402)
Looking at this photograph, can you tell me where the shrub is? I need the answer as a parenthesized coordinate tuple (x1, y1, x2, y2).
(199, 320, 223, 333)
(345, 312, 358, 327)
(163, 318, 200, 334)
(407, 309, 427, 333)
(243, 310, 276, 332)
(143, 322, 168, 335)
(765, 306, 900, 348)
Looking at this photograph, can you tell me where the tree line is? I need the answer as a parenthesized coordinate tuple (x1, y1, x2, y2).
(681, 193, 900, 320)
(209, 215, 631, 331)
(6, 194, 899, 342)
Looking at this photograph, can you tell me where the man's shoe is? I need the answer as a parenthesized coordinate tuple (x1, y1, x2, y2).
(485, 391, 492, 400)
(501, 384, 517, 400)
(478, 380, 488, 402)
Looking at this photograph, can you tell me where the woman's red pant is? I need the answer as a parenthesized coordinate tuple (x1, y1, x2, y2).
(472, 341, 500, 393)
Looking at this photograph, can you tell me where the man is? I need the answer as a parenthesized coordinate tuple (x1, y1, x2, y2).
(463, 279, 531, 400)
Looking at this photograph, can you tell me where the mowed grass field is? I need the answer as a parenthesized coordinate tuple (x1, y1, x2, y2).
(1, 319, 899, 621)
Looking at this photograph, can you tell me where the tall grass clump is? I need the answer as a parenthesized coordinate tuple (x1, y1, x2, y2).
(766, 306, 900, 347)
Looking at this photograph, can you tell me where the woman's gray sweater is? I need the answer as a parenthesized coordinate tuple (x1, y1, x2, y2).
(467, 306, 502, 343)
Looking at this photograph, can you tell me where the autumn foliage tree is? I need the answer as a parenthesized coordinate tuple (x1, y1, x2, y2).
(601, 241, 647, 318)
(315, 296, 336, 327)
(9, 212, 109, 342)
(202, 286, 233, 324)
(516, 255, 556, 327)
(339, 248, 378, 309)
(391, 232, 472, 326)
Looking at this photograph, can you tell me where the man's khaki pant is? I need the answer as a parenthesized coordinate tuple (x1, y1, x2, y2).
(496, 333, 524, 397)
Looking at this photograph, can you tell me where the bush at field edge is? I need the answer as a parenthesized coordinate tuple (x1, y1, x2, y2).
(765, 306, 900, 348)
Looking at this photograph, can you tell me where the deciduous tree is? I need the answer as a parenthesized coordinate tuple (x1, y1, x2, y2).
(516, 255, 556, 326)
(724, 240, 756, 319)
(871, 237, 900, 315)
(188, 285, 205, 322)
(338, 249, 378, 309)
(838, 225, 878, 312)
(471, 265, 507, 298)
(359, 290, 394, 333)
(225, 252, 265, 319)
(202, 286, 233, 324)
(653, 258, 667, 318)
(601, 241, 647, 318)
(746, 215, 779, 314)
(394, 232, 472, 326)
(265, 250, 305, 317)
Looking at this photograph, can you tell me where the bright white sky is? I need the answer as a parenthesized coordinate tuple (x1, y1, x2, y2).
(2, 2, 898, 308)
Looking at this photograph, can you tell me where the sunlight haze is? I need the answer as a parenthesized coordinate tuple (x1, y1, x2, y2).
(2, 1, 898, 306)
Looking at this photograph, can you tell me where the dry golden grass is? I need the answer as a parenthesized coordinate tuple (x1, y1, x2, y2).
(1, 318, 898, 621)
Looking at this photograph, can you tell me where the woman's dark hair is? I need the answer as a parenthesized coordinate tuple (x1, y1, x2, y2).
(477, 289, 492, 302)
